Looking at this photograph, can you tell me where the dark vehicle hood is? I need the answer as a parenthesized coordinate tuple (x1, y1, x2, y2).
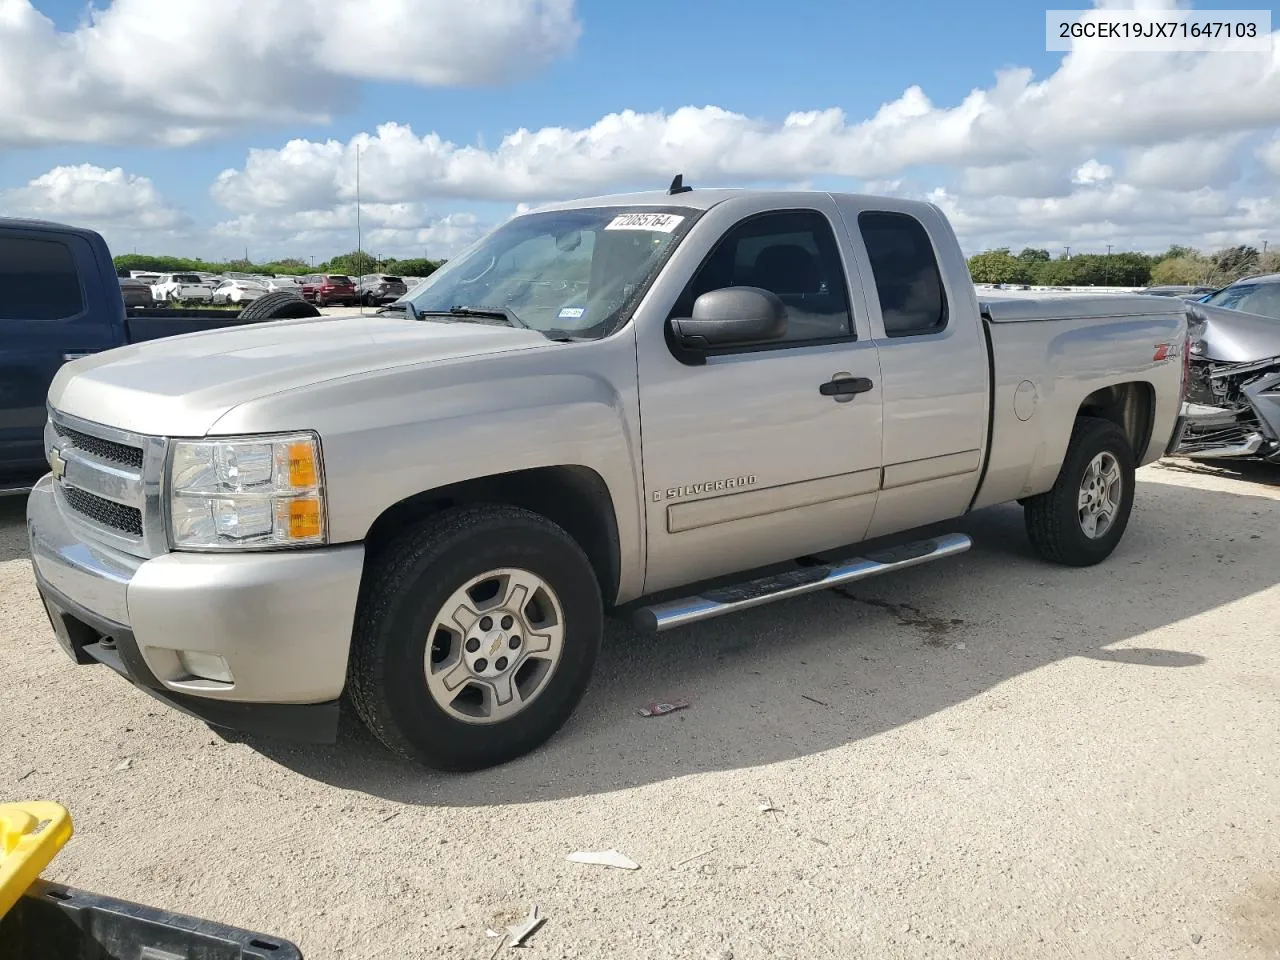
(1186, 302, 1280, 363)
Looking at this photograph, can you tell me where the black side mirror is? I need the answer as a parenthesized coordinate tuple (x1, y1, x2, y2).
(669, 287, 787, 356)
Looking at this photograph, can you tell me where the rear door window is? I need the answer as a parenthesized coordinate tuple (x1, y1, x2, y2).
(857, 211, 948, 338)
(0, 236, 86, 321)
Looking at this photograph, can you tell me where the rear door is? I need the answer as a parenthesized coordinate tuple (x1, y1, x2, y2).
(0, 228, 118, 481)
(833, 200, 990, 538)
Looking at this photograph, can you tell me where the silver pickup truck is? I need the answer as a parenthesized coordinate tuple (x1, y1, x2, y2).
(27, 185, 1190, 771)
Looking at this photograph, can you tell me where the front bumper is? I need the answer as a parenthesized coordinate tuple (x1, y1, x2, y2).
(26, 475, 365, 742)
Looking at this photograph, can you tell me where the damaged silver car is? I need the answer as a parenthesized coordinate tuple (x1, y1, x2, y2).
(1172, 274, 1280, 463)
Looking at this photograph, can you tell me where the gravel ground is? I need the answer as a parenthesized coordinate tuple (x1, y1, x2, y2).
(2, 460, 1278, 959)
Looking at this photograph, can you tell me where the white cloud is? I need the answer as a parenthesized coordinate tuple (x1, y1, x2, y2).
(1259, 136, 1280, 176)
(212, 205, 486, 259)
(0, 0, 580, 147)
(963, 162, 1076, 199)
(1072, 159, 1113, 185)
(1123, 136, 1244, 190)
(210, 20, 1280, 213)
(931, 182, 1280, 254)
(2, 164, 186, 231)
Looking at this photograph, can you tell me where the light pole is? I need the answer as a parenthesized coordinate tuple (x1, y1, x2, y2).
(1105, 244, 1112, 286)
(355, 145, 363, 257)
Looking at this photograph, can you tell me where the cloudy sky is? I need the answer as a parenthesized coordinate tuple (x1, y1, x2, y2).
(1, 0, 1277, 262)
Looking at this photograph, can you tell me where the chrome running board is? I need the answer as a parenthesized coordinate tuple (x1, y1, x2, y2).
(632, 533, 972, 633)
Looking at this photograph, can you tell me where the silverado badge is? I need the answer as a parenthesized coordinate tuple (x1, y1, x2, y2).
(652, 475, 756, 502)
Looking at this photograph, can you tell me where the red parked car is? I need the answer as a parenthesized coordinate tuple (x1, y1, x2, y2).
(302, 274, 358, 306)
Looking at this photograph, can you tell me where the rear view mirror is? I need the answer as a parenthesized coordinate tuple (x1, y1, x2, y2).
(556, 229, 583, 252)
(669, 286, 788, 354)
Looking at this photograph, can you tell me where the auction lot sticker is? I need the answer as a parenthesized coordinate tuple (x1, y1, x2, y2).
(605, 213, 685, 232)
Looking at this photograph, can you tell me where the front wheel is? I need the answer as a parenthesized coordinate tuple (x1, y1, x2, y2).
(348, 505, 603, 771)
(1023, 416, 1136, 566)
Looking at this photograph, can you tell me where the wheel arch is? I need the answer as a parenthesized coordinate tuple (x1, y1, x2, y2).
(362, 465, 623, 606)
(1076, 381, 1155, 461)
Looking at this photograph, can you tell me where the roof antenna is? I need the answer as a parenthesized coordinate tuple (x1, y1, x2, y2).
(668, 173, 693, 195)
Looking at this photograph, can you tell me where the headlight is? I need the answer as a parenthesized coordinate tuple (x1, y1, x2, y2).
(167, 432, 326, 550)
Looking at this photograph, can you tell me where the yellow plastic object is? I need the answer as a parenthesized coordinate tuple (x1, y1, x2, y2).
(0, 802, 73, 920)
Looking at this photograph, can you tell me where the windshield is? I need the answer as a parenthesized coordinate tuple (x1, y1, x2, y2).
(403, 206, 698, 339)
(1203, 281, 1280, 319)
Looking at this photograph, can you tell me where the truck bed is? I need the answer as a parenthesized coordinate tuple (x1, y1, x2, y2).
(124, 309, 269, 343)
(979, 293, 1184, 323)
(972, 292, 1189, 513)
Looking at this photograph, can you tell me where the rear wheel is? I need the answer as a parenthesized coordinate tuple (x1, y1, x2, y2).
(348, 505, 603, 771)
(1023, 416, 1135, 566)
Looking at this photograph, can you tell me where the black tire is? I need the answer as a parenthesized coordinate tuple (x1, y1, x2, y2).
(237, 291, 321, 322)
(348, 505, 604, 771)
(1023, 416, 1136, 566)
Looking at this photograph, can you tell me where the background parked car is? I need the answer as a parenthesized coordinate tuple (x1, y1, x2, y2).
(357, 274, 408, 306)
(302, 274, 358, 306)
(265, 276, 304, 294)
(1142, 284, 1216, 299)
(152, 273, 215, 302)
(211, 278, 268, 304)
(1197, 273, 1280, 318)
(117, 276, 156, 308)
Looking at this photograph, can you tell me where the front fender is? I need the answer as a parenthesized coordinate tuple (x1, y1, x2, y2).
(208, 334, 646, 600)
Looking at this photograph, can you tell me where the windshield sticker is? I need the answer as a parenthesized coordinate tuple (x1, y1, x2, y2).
(558, 306, 586, 319)
(604, 213, 685, 233)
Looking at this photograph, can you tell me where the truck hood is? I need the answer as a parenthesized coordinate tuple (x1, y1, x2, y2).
(1186, 302, 1280, 363)
(49, 314, 550, 436)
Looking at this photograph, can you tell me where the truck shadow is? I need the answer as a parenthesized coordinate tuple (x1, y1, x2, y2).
(1155, 457, 1280, 488)
(243, 475, 1275, 806)
(0, 495, 29, 564)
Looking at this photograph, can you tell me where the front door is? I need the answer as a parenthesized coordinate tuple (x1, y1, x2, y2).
(635, 199, 884, 594)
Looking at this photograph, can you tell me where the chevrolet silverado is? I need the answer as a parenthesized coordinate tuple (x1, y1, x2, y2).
(27, 185, 1190, 771)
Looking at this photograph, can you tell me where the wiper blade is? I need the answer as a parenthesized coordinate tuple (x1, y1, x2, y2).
(425, 304, 530, 329)
(377, 301, 419, 320)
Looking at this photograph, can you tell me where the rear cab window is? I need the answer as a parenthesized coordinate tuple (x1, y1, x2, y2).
(857, 211, 948, 338)
(0, 235, 86, 321)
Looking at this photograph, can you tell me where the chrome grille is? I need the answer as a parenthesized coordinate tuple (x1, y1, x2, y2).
(61, 486, 143, 536)
(47, 409, 168, 558)
(51, 421, 143, 469)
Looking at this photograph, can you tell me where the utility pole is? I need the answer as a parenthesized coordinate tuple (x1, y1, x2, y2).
(356, 145, 362, 257)
(1105, 244, 1112, 286)
(1065, 245, 1071, 260)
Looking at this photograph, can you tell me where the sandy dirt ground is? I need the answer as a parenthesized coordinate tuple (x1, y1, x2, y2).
(2, 459, 1278, 959)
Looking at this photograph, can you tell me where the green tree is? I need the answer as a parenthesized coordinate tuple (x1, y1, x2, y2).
(1016, 247, 1051, 263)
(322, 250, 378, 276)
(380, 257, 441, 277)
(1150, 257, 1211, 286)
(1032, 256, 1085, 286)
(1160, 245, 1198, 261)
(1258, 250, 1280, 275)
(1211, 245, 1260, 282)
(967, 248, 1031, 284)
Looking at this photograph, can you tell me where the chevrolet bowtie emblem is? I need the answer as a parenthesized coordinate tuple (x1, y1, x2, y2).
(50, 449, 66, 480)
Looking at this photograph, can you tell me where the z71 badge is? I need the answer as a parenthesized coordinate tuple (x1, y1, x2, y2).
(652, 475, 756, 502)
